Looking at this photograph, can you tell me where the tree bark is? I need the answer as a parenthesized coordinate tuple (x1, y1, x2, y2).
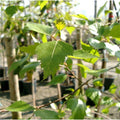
(5, 37, 22, 119)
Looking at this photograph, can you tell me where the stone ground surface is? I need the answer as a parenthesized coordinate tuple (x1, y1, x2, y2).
(0, 51, 120, 119)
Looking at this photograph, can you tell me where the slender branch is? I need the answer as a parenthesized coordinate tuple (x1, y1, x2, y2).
(91, 111, 112, 120)
(36, 77, 93, 109)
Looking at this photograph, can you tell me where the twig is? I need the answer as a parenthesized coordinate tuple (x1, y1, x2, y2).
(91, 111, 112, 120)
(36, 77, 93, 109)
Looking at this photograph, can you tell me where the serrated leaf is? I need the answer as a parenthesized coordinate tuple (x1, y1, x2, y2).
(88, 38, 106, 50)
(97, 2, 107, 17)
(68, 49, 99, 59)
(67, 98, 86, 119)
(48, 74, 67, 85)
(26, 22, 54, 35)
(20, 43, 39, 56)
(34, 109, 59, 119)
(72, 14, 88, 20)
(5, 6, 18, 17)
(109, 24, 120, 38)
(66, 26, 75, 35)
(19, 62, 39, 78)
(6, 101, 34, 112)
(65, 12, 72, 21)
(86, 68, 107, 77)
(86, 88, 101, 105)
(36, 41, 73, 78)
(8, 56, 28, 74)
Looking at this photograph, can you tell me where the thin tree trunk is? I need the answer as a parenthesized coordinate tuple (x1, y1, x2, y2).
(76, 28, 83, 93)
(5, 37, 22, 119)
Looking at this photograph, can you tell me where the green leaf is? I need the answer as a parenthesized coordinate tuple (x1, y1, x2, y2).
(109, 84, 117, 94)
(88, 38, 106, 50)
(116, 67, 120, 74)
(48, 74, 67, 85)
(55, 19, 66, 30)
(115, 51, 120, 58)
(66, 57, 73, 70)
(36, 41, 73, 78)
(8, 56, 28, 74)
(101, 96, 113, 105)
(6, 101, 34, 112)
(97, 2, 107, 17)
(86, 88, 101, 105)
(19, 62, 39, 78)
(77, 64, 90, 78)
(66, 26, 75, 35)
(93, 78, 103, 87)
(26, 22, 54, 35)
(65, 12, 72, 21)
(102, 107, 109, 114)
(20, 43, 39, 56)
(5, 6, 18, 17)
(69, 49, 99, 59)
(104, 10, 112, 16)
(75, 19, 86, 25)
(42, 34, 47, 43)
(34, 109, 59, 119)
(86, 68, 107, 77)
(72, 14, 88, 20)
(39, 0, 48, 10)
(98, 25, 111, 36)
(67, 98, 86, 119)
(109, 24, 120, 38)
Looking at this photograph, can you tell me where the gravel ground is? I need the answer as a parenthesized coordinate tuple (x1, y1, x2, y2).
(0, 57, 120, 119)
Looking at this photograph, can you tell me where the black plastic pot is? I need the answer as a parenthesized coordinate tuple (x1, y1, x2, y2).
(86, 97, 95, 107)
(1, 80, 9, 91)
(38, 71, 49, 82)
(60, 84, 75, 97)
(104, 77, 114, 91)
(0, 68, 4, 77)
(22, 80, 36, 95)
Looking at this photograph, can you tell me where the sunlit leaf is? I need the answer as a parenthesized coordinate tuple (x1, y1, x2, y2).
(48, 74, 67, 85)
(26, 22, 54, 35)
(66, 26, 75, 35)
(36, 41, 73, 78)
(34, 109, 59, 119)
(19, 62, 40, 78)
(67, 98, 86, 119)
(72, 14, 88, 20)
(97, 2, 107, 17)
(6, 101, 34, 112)
(86, 88, 101, 105)
(20, 43, 39, 56)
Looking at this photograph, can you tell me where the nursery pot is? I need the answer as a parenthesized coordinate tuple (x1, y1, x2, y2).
(104, 77, 114, 91)
(38, 71, 49, 82)
(0, 79, 9, 91)
(86, 97, 95, 107)
(22, 79, 37, 95)
(0, 68, 4, 77)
